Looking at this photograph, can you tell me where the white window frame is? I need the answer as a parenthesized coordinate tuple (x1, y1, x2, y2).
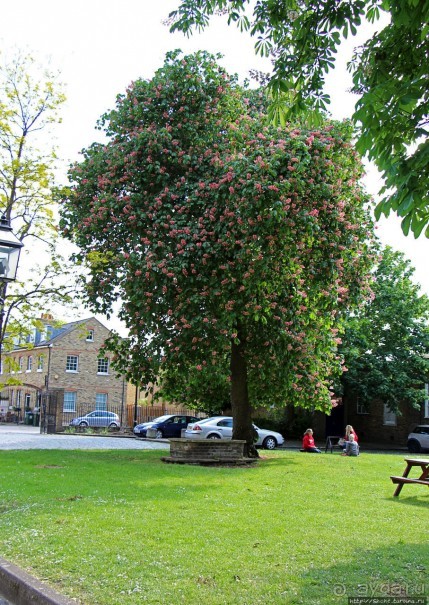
(63, 391, 77, 412)
(97, 358, 109, 375)
(86, 329, 94, 342)
(26, 356, 33, 372)
(25, 393, 31, 408)
(95, 393, 108, 410)
(356, 399, 369, 415)
(37, 355, 44, 372)
(383, 403, 397, 426)
(66, 355, 79, 373)
(18, 357, 23, 373)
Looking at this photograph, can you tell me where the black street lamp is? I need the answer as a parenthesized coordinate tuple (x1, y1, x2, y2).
(0, 215, 24, 283)
(0, 215, 24, 386)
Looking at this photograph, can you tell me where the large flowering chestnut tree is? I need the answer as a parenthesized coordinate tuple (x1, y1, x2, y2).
(61, 51, 375, 455)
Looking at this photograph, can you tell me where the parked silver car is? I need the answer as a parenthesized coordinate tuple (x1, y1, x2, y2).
(184, 416, 284, 450)
(407, 425, 429, 453)
(69, 411, 120, 429)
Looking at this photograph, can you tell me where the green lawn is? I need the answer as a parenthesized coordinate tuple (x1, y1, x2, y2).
(0, 449, 428, 605)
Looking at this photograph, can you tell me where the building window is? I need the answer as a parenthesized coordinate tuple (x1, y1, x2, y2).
(37, 355, 44, 372)
(424, 384, 429, 419)
(25, 393, 31, 408)
(383, 403, 397, 426)
(16, 391, 21, 406)
(66, 355, 79, 372)
(95, 393, 107, 410)
(63, 392, 77, 412)
(18, 357, 23, 372)
(356, 399, 369, 415)
(97, 358, 109, 375)
(26, 356, 33, 372)
(86, 329, 94, 342)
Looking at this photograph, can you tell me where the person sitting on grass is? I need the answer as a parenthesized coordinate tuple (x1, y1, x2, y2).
(344, 424, 358, 445)
(342, 434, 360, 457)
(302, 428, 322, 453)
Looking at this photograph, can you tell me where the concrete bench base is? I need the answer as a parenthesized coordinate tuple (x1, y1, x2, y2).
(0, 556, 75, 605)
(162, 438, 258, 466)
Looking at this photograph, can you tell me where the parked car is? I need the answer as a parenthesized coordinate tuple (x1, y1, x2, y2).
(133, 414, 200, 439)
(184, 416, 284, 450)
(69, 411, 120, 429)
(407, 425, 429, 453)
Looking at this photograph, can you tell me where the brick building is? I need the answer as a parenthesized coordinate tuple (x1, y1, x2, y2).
(0, 314, 126, 425)
(313, 389, 429, 446)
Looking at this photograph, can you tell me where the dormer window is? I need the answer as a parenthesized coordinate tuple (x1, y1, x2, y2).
(86, 329, 94, 342)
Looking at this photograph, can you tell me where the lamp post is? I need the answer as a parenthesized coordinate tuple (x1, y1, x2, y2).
(0, 215, 24, 410)
(133, 384, 139, 428)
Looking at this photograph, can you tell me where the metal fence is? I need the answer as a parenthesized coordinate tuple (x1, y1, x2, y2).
(61, 403, 205, 429)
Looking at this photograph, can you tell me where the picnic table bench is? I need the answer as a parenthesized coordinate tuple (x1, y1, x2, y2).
(390, 457, 429, 497)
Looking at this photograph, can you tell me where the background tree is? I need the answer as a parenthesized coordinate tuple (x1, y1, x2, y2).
(169, 0, 429, 238)
(61, 51, 375, 455)
(0, 51, 78, 356)
(339, 246, 429, 413)
(160, 362, 229, 417)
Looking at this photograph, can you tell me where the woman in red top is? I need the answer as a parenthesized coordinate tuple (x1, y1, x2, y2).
(341, 425, 358, 452)
(302, 428, 322, 453)
(344, 425, 358, 443)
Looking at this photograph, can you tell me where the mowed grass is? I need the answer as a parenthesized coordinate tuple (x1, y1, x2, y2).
(0, 449, 428, 605)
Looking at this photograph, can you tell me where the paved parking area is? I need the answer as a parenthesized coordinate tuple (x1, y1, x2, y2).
(0, 424, 169, 450)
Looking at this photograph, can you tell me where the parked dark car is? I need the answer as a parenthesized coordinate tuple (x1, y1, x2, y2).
(133, 414, 200, 439)
(69, 411, 120, 429)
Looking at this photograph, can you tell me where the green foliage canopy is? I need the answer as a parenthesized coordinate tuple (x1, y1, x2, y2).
(339, 246, 429, 412)
(61, 51, 375, 423)
(170, 0, 429, 238)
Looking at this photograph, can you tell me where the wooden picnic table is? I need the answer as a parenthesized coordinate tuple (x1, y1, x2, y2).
(390, 457, 429, 497)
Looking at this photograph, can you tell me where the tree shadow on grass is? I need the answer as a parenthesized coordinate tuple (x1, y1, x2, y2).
(291, 542, 428, 605)
(257, 453, 300, 467)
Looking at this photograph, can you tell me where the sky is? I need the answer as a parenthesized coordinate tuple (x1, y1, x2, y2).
(1, 0, 429, 331)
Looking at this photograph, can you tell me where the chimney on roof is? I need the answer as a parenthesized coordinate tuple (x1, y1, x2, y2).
(40, 313, 54, 321)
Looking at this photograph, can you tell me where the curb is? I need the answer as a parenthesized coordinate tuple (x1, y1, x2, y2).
(0, 558, 76, 605)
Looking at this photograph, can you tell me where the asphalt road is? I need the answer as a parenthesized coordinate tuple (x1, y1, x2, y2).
(0, 424, 169, 450)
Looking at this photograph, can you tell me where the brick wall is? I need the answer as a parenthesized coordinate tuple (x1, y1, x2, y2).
(168, 438, 246, 461)
(343, 394, 423, 445)
(48, 318, 125, 409)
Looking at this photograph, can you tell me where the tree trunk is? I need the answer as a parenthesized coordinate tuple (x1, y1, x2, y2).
(230, 325, 259, 458)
